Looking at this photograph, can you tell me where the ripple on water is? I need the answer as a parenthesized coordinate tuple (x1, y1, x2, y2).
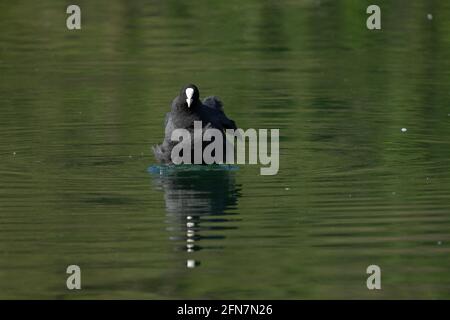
(147, 164, 240, 175)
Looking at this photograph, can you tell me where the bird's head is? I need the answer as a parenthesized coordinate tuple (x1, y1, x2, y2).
(180, 84, 200, 109)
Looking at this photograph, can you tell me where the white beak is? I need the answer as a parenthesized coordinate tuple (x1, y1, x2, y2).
(185, 88, 194, 108)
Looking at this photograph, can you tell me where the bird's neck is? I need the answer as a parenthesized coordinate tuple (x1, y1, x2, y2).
(177, 101, 200, 113)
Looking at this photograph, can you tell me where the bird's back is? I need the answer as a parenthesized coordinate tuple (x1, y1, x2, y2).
(200, 97, 237, 132)
(203, 96, 224, 112)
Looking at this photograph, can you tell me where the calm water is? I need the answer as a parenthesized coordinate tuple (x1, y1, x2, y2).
(1, 0, 450, 299)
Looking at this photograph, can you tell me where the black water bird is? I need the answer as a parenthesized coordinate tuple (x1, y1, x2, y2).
(153, 84, 237, 164)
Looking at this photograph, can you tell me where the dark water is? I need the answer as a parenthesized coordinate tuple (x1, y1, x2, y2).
(1, 0, 450, 299)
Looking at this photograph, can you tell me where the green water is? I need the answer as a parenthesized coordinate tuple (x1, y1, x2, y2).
(1, 0, 450, 299)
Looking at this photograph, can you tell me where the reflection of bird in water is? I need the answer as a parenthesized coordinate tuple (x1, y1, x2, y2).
(151, 166, 241, 268)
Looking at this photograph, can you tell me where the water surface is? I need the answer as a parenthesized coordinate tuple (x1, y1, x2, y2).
(0, 0, 450, 299)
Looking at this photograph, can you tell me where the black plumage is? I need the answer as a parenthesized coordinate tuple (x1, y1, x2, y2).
(153, 84, 237, 164)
